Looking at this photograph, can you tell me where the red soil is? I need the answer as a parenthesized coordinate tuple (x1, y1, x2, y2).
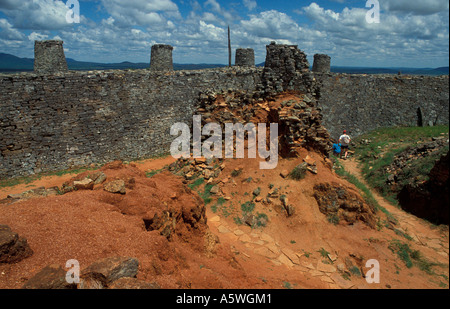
(0, 151, 448, 289)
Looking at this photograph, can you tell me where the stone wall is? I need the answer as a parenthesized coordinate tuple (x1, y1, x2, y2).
(235, 48, 255, 67)
(34, 41, 68, 74)
(150, 44, 173, 71)
(1, 43, 449, 179)
(312, 54, 331, 73)
(314, 73, 450, 139)
(0, 67, 262, 178)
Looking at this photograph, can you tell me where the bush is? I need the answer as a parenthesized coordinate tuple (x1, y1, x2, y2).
(241, 201, 255, 213)
(327, 214, 340, 225)
(231, 169, 242, 177)
(289, 162, 308, 180)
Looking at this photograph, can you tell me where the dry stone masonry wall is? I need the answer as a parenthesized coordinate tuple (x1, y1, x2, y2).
(315, 73, 449, 139)
(150, 44, 174, 71)
(235, 48, 255, 67)
(0, 42, 448, 179)
(34, 40, 68, 74)
(312, 54, 331, 73)
(0, 67, 263, 178)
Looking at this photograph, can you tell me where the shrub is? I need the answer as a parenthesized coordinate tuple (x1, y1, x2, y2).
(231, 169, 242, 177)
(327, 214, 340, 225)
(289, 163, 308, 180)
(241, 201, 255, 213)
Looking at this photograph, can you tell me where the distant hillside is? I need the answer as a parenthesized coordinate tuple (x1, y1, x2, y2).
(0, 53, 227, 72)
(0, 53, 34, 71)
(256, 61, 448, 75)
(331, 66, 449, 75)
(0, 53, 448, 75)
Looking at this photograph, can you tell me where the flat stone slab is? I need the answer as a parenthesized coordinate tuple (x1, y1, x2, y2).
(330, 273, 354, 289)
(218, 225, 231, 234)
(316, 261, 337, 273)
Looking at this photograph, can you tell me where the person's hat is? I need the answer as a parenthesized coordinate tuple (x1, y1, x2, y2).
(343, 130, 347, 133)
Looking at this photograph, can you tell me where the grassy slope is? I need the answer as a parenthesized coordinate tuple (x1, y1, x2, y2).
(352, 125, 449, 205)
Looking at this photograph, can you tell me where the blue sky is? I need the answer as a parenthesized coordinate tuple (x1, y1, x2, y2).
(0, 0, 449, 67)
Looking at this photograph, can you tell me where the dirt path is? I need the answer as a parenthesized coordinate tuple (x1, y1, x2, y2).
(0, 156, 177, 200)
(340, 157, 449, 260)
(1, 154, 448, 289)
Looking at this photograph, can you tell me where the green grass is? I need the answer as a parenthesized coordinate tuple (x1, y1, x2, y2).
(211, 197, 233, 217)
(231, 169, 242, 177)
(146, 168, 165, 178)
(333, 158, 397, 222)
(354, 125, 449, 205)
(255, 213, 268, 227)
(200, 184, 214, 205)
(318, 248, 330, 258)
(388, 240, 444, 275)
(210, 198, 224, 213)
(349, 266, 362, 277)
(394, 228, 413, 241)
(388, 240, 414, 268)
(0, 166, 98, 189)
(241, 201, 255, 214)
(188, 177, 205, 190)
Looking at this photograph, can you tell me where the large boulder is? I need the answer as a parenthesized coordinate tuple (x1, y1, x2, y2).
(23, 257, 146, 289)
(313, 183, 376, 228)
(22, 264, 76, 289)
(79, 256, 139, 288)
(0, 225, 33, 264)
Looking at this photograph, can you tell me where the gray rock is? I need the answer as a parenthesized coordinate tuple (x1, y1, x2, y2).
(80, 256, 139, 288)
(22, 264, 76, 289)
(103, 180, 126, 194)
(0, 225, 33, 264)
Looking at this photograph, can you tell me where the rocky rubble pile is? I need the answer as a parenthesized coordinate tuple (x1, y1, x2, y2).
(385, 136, 449, 187)
(22, 256, 160, 289)
(197, 91, 331, 158)
(0, 162, 134, 205)
(168, 156, 225, 183)
(313, 183, 376, 228)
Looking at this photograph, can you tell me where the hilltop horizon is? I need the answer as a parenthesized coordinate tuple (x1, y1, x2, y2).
(0, 52, 448, 76)
(0, 1, 449, 68)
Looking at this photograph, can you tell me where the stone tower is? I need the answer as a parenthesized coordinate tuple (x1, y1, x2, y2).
(312, 54, 331, 73)
(34, 40, 68, 74)
(263, 42, 310, 91)
(235, 48, 255, 67)
(150, 44, 174, 71)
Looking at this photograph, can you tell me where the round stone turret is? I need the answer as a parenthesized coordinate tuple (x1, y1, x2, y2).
(34, 40, 68, 74)
(235, 48, 255, 67)
(312, 54, 331, 73)
(150, 44, 173, 71)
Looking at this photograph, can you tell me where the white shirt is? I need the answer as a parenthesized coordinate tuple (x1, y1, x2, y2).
(339, 134, 351, 146)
